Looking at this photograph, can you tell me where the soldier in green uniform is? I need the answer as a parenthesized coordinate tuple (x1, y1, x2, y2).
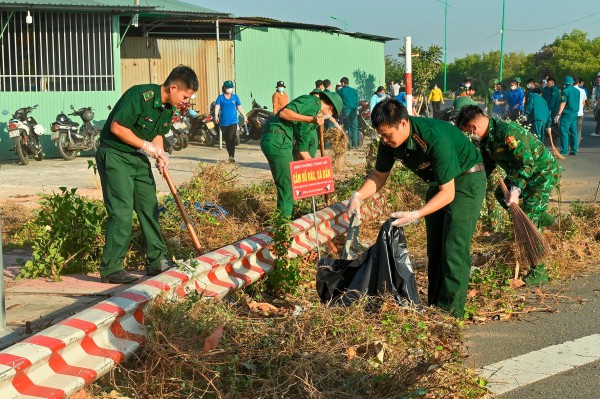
(261, 91, 342, 218)
(541, 76, 560, 120)
(524, 87, 552, 142)
(556, 75, 581, 156)
(97, 65, 198, 283)
(346, 99, 487, 318)
(455, 105, 562, 285)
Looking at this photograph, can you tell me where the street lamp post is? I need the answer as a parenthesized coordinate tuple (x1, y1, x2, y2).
(499, 0, 506, 82)
(436, 0, 451, 92)
(330, 16, 349, 32)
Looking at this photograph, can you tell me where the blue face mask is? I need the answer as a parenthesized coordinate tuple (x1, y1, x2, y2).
(377, 92, 384, 98)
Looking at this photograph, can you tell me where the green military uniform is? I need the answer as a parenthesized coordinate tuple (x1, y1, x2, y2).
(559, 83, 581, 155)
(479, 118, 561, 228)
(524, 92, 551, 141)
(260, 94, 321, 217)
(96, 84, 174, 277)
(542, 85, 560, 119)
(375, 117, 486, 318)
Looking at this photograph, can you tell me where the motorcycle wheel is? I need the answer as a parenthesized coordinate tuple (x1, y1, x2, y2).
(57, 132, 77, 160)
(204, 128, 216, 147)
(13, 136, 29, 165)
(235, 131, 240, 146)
(164, 143, 173, 155)
(250, 125, 262, 140)
(172, 131, 183, 151)
(182, 133, 189, 149)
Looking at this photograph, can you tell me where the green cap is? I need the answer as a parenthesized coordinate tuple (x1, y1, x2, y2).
(452, 96, 478, 118)
(514, 76, 522, 83)
(320, 91, 343, 117)
(492, 78, 499, 85)
(224, 80, 234, 89)
(309, 88, 323, 95)
(563, 75, 574, 85)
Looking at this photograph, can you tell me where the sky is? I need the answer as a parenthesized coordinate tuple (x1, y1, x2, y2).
(185, 0, 600, 62)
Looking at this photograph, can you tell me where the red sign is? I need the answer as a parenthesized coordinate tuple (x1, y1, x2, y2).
(290, 156, 335, 200)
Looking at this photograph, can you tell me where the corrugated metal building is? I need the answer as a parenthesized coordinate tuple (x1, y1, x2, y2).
(0, 1, 392, 161)
(231, 18, 388, 113)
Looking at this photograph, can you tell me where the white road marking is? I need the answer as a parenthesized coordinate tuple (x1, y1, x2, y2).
(481, 334, 600, 395)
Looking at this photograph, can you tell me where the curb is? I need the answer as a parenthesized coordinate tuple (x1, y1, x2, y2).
(0, 195, 386, 398)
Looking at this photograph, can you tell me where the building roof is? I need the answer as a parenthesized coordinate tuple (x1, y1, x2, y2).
(193, 17, 397, 42)
(0, 0, 228, 16)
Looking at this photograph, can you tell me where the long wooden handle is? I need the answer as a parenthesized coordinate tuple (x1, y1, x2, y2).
(163, 168, 202, 252)
(319, 124, 325, 157)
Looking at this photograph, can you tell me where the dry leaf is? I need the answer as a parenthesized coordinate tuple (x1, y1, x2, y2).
(510, 278, 525, 289)
(346, 346, 357, 360)
(248, 300, 279, 316)
(467, 289, 479, 298)
(202, 325, 225, 353)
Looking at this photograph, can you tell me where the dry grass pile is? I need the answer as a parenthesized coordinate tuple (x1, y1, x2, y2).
(91, 294, 489, 399)
(157, 163, 278, 258)
(324, 127, 349, 173)
(0, 202, 35, 245)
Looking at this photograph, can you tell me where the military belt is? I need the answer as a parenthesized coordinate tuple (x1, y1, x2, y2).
(462, 163, 485, 175)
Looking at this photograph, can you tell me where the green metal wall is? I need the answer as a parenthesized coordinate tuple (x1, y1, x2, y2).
(0, 15, 122, 161)
(233, 27, 385, 113)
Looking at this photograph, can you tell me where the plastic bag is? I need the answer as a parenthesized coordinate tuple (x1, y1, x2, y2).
(316, 218, 420, 306)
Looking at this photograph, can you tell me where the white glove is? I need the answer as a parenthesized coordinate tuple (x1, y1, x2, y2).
(390, 210, 420, 227)
(346, 192, 363, 221)
(553, 115, 560, 124)
(140, 140, 163, 159)
(507, 186, 521, 206)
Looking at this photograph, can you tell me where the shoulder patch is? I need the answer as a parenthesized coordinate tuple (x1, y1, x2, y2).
(505, 135, 518, 150)
(142, 90, 154, 102)
(412, 134, 428, 151)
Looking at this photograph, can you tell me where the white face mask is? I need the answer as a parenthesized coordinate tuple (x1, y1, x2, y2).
(225, 88, 234, 94)
(322, 113, 332, 120)
(468, 133, 481, 142)
(527, 84, 534, 89)
(465, 83, 471, 88)
(277, 87, 285, 92)
(511, 85, 517, 90)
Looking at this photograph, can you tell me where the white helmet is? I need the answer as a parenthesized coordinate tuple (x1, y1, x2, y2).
(33, 124, 45, 135)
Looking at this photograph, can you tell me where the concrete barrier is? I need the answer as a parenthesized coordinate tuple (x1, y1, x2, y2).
(0, 195, 386, 398)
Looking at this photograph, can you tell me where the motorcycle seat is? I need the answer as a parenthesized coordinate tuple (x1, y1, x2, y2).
(66, 121, 79, 127)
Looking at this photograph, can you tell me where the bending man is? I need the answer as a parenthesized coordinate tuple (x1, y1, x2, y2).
(455, 105, 561, 285)
(346, 99, 486, 318)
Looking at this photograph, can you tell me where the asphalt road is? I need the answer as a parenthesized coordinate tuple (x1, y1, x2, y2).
(464, 114, 600, 398)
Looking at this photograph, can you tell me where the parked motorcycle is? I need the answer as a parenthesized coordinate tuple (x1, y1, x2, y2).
(170, 109, 189, 151)
(7, 105, 45, 165)
(189, 102, 219, 147)
(245, 93, 273, 140)
(50, 105, 100, 160)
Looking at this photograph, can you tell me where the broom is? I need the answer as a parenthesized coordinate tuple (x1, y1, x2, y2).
(547, 126, 565, 160)
(498, 179, 549, 268)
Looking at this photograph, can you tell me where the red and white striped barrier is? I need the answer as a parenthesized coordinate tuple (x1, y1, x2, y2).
(0, 195, 386, 398)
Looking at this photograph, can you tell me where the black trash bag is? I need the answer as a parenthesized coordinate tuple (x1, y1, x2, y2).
(316, 218, 421, 306)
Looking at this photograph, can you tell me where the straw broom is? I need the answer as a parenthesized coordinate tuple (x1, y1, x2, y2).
(498, 179, 549, 268)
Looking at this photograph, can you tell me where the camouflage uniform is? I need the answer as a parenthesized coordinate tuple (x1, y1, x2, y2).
(478, 118, 561, 229)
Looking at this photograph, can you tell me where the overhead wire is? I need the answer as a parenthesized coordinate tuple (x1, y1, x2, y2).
(447, 31, 499, 50)
(506, 10, 600, 32)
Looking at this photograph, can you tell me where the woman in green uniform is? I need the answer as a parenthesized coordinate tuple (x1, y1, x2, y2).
(96, 65, 198, 284)
(260, 91, 342, 218)
(346, 99, 487, 318)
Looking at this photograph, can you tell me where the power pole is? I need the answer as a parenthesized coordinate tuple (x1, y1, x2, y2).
(499, 0, 506, 82)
